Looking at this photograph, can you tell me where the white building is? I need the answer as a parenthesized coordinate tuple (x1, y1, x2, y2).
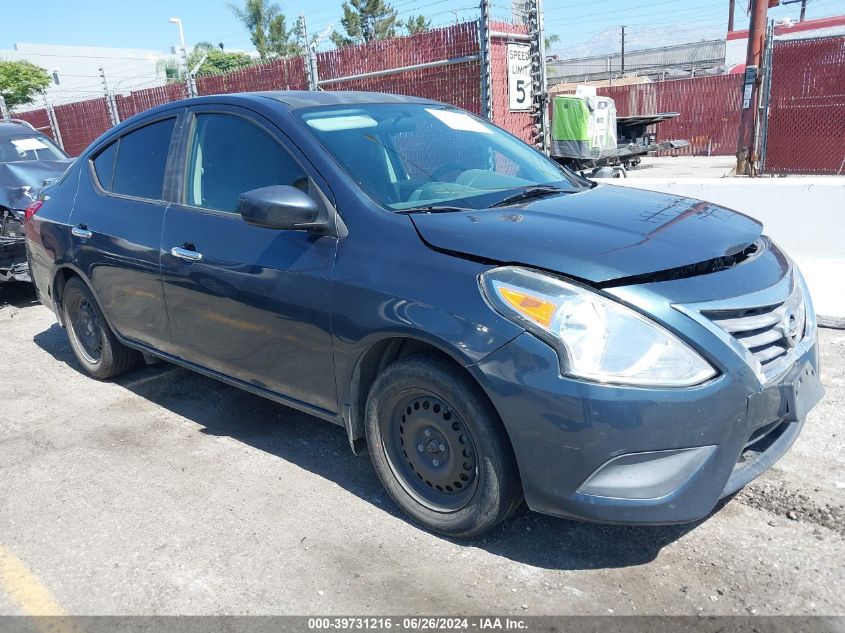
(0, 42, 177, 109)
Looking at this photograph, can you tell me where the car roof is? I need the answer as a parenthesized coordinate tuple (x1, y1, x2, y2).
(0, 121, 42, 140)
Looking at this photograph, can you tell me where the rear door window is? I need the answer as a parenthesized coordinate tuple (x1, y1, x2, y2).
(110, 118, 176, 200)
(92, 141, 118, 191)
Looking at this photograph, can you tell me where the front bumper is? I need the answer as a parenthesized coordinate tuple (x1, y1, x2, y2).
(0, 237, 30, 283)
(475, 331, 822, 524)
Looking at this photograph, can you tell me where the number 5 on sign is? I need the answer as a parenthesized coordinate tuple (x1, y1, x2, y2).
(507, 43, 532, 112)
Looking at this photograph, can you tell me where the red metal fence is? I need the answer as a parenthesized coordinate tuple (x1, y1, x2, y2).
(599, 75, 743, 157)
(11, 29, 843, 175)
(196, 57, 307, 95)
(765, 36, 845, 174)
(11, 108, 54, 140)
(317, 22, 483, 115)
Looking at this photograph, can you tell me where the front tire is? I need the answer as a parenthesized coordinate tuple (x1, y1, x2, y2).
(62, 277, 137, 379)
(365, 354, 522, 537)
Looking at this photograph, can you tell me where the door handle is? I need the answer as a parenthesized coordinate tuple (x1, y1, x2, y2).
(171, 246, 203, 262)
(71, 225, 92, 239)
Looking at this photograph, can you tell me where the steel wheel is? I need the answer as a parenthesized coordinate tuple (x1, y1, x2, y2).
(60, 277, 138, 380)
(67, 296, 103, 364)
(380, 391, 479, 512)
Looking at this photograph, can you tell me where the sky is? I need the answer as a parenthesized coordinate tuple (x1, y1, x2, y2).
(2, 0, 844, 59)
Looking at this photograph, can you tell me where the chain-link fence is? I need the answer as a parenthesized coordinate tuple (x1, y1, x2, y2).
(196, 57, 308, 96)
(10, 6, 841, 175)
(765, 35, 845, 175)
(9, 107, 54, 140)
(316, 22, 482, 115)
(597, 75, 744, 156)
(9, 1, 547, 157)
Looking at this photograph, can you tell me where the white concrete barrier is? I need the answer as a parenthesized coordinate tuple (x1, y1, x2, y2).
(596, 177, 845, 326)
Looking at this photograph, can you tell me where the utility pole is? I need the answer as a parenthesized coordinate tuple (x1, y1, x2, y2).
(620, 26, 626, 75)
(782, 0, 808, 21)
(735, 0, 768, 175)
(728, 0, 736, 31)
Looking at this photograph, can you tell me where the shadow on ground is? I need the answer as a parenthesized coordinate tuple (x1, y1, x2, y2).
(0, 281, 38, 308)
(34, 321, 706, 571)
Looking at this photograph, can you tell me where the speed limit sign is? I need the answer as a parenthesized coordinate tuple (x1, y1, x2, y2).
(507, 43, 532, 112)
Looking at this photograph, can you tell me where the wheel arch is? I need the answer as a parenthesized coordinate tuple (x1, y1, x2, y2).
(51, 265, 112, 332)
(343, 334, 514, 461)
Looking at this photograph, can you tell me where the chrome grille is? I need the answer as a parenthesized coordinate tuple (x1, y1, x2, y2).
(700, 274, 807, 380)
(675, 267, 816, 385)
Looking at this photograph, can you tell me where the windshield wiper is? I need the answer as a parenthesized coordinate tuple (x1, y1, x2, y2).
(398, 205, 469, 214)
(489, 185, 567, 208)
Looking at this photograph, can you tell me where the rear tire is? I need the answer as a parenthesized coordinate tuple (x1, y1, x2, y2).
(365, 354, 522, 537)
(62, 277, 137, 379)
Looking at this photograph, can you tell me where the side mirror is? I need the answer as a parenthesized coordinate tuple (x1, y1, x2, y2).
(238, 185, 326, 231)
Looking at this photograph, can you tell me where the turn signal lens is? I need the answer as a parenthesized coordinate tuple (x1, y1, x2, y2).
(498, 287, 556, 328)
(24, 200, 43, 223)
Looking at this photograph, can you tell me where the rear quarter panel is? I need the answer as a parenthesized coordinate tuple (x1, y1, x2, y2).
(26, 165, 81, 306)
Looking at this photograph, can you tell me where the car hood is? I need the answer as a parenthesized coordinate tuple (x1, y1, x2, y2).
(409, 184, 763, 284)
(0, 159, 73, 210)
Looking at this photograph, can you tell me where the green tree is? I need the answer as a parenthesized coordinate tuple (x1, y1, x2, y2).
(0, 60, 52, 108)
(268, 13, 303, 57)
(330, 0, 398, 47)
(189, 42, 254, 76)
(229, 0, 301, 60)
(405, 15, 430, 35)
(544, 33, 560, 49)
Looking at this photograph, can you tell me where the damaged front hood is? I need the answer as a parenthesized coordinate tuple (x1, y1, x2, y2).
(410, 185, 763, 284)
(0, 159, 73, 210)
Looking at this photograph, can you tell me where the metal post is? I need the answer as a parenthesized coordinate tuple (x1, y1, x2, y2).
(528, 0, 548, 152)
(478, 0, 493, 121)
(170, 17, 194, 98)
(757, 19, 775, 174)
(728, 0, 735, 32)
(99, 67, 120, 126)
(0, 95, 8, 121)
(620, 25, 626, 74)
(42, 92, 64, 151)
(735, 0, 768, 176)
(301, 14, 318, 91)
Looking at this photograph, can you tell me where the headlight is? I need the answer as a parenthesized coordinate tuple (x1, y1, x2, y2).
(479, 266, 716, 387)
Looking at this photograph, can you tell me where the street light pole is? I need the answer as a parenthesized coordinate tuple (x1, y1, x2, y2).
(169, 17, 195, 97)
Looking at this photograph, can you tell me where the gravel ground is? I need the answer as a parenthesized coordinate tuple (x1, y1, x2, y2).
(1, 281, 843, 616)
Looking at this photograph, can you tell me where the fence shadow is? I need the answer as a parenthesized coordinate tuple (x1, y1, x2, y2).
(34, 321, 711, 571)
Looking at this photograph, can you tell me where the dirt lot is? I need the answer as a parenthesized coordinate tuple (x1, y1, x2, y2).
(1, 281, 843, 616)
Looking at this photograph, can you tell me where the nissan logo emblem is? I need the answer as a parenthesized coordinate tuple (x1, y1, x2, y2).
(781, 308, 802, 348)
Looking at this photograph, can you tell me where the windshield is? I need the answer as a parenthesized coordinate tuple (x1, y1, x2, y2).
(0, 134, 67, 163)
(296, 103, 582, 210)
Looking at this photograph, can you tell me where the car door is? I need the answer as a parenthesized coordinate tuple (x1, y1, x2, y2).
(70, 113, 181, 350)
(160, 106, 339, 414)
